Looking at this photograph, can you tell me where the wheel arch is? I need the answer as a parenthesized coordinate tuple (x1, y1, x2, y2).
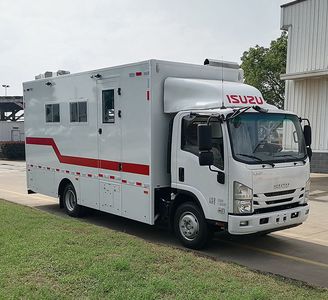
(58, 178, 73, 208)
(170, 189, 205, 228)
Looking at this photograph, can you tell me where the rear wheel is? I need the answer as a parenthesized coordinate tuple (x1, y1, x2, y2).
(174, 202, 211, 249)
(62, 183, 85, 217)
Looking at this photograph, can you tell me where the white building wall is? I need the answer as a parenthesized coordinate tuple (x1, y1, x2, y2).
(281, 0, 328, 74)
(281, 0, 328, 171)
(285, 78, 328, 151)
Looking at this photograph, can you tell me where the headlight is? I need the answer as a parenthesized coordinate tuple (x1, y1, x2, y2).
(304, 179, 310, 203)
(233, 182, 253, 214)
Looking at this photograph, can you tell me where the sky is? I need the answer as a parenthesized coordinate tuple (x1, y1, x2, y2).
(0, 0, 288, 95)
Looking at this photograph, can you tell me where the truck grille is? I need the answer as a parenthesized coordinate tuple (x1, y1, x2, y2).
(253, 187, 305, 211)
(254, 202, 304, 214)
(265, 197, 293, 205)
(264, 189, 296, 197)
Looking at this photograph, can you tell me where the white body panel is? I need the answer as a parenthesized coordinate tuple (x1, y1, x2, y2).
(0, 121, 24, 142)
(24, 59, 310, 234)
(24, 60, 248, 225)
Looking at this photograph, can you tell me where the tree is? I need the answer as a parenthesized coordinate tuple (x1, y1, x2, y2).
(241, 32, 287, 108)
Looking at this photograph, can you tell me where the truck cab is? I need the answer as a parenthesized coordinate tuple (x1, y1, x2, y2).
(164, 76, 311, 249)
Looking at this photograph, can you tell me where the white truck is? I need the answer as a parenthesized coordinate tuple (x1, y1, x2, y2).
(23, 59, 312, 249)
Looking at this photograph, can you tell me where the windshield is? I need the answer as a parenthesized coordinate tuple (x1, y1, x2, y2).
(228, 113, 307, 164)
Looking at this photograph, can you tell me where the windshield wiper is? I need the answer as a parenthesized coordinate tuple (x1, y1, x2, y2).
(236, 153, 275, 167)
(273, 154, 298, 158)
(273, 154, 306, 163)
(226, 107, 251, 121)
(226, 105, 268, 121)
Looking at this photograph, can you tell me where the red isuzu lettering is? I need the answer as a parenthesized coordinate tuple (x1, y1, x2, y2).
(227, 95, 264, 105)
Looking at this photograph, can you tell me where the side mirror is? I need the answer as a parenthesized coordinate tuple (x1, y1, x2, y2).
(198, 124, 212, 151)
(303, 125, 312, 147)
(199, 151, 214, 166)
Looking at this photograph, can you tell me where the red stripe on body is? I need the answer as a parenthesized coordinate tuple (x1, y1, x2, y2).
(99, 160, 120, 171)
(122, 163, 149, 176)
(26, 137, 149, 176)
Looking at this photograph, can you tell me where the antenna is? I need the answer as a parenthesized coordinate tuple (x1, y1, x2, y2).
(220, 56, 226, 109)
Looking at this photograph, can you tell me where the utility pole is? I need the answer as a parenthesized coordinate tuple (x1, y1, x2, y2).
(2, 84, 10, 96)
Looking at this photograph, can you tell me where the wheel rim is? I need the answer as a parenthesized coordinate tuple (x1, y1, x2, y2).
(179, 212, 199, 241)
(65, 189, 76, 212)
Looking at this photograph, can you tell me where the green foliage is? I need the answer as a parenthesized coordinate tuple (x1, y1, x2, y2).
(241, 32, 287, 108)
(0, 142, 25, 159)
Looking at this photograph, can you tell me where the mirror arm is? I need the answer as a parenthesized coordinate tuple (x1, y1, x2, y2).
(208, 166, 225, 184)
(208, 165, 224, 174)
(208, 165, 218, 173)
(299, 117, 311, 126)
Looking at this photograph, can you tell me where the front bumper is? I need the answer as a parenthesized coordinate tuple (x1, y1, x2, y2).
(228, 204, 309, 235)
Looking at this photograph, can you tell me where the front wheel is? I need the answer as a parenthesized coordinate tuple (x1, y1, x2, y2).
(174, 202, 211, 249)
(62, 183, 85, 217)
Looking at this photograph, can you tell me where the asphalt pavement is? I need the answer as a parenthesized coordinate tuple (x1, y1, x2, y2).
(0, 160, 327, 288)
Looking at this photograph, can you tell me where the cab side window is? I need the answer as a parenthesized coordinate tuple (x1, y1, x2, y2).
(181, 116, 224, 170)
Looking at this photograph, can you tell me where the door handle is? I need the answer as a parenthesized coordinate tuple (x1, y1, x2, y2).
(118, 110, 122, 118)
(179, 167, 184, 182)
(98, 128, 102, 134)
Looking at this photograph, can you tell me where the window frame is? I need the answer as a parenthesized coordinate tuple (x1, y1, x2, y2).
(180, 115, 225, 170)
(69, 100, 88, 124)
(45, 103, 61, 124)
(102, 89, 115, 124)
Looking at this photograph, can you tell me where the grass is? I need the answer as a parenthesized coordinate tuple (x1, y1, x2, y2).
(0, 199, 327, 299)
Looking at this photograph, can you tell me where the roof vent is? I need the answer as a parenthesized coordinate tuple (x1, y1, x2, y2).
(204, 59, 240, 70)
(35, 70, 70, 80)
(57, 70, 70, 76)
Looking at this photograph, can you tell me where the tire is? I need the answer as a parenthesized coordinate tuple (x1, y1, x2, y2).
(174, 202, 211, 249)
(62, 183, 85, 217)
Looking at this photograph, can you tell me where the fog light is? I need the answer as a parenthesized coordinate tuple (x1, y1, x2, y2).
(240, 221, 249, 227)
(305, 209, 309, 215)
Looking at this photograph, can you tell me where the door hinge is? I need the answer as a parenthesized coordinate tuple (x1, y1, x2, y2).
(118, 88, 121, 95)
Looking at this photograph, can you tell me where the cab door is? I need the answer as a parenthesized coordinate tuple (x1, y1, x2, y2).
(97, 78, 122, 215)
(174, 114, 228, 222)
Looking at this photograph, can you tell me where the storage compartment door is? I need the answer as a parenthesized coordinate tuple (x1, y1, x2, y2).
(99, 181, 121, 215)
